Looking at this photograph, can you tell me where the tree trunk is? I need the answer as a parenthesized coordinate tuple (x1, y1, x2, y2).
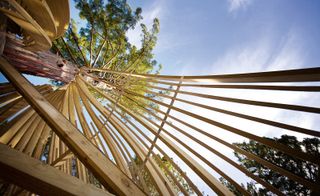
(2, 34, 79, 83)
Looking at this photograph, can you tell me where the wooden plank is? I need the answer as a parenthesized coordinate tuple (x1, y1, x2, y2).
(87, 80, 234, 195)
(0, 143, 112, 196)
(89, 67, 320, 83)
(23, 91, 64, 155)
(149, 85, 320, 114)
(3, 1, 51, 50)
(143, 77, 183, 165)
(110, 106, 202, 195)
(126, 89, 320, 165)
(46, 0, 70, 38)
(74, 82, 130, 176)
(126, 95, 284, 194)
(147, 81, 320, 92)
(149, 88, 320, 137)
(79, 77, 176, 195)
(0, 57, 145, 195)
(20, 0, 57, 39)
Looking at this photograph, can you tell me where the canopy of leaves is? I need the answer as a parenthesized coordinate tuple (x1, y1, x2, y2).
(220, 135, 320, 195)
(52, 0, 163, 116)
(130, 155, 194, 195)
(53, 0, 161, 72)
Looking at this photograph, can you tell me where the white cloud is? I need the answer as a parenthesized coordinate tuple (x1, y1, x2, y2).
(208, 29, 319, 139)
(227, 0, 253, 13)
(211, 29, 305, 73)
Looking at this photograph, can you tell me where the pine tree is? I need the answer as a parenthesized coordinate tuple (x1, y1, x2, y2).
(220, 135, 320, 195)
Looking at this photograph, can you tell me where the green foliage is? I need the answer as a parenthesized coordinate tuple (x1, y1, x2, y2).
(220, 135, 320, 195)
(53, 0, 161, 73)
(156, 155, 194, 195)
(52, 0, 163, 115)
(129, 155, 194, 195)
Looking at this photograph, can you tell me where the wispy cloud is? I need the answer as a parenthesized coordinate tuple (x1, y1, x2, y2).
(208, 29, 318, 139)
(211, 28, 305, 73)
(227, 0, 253, 13)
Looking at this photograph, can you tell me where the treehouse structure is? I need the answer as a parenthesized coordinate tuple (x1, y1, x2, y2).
(0, 1, 319, 195)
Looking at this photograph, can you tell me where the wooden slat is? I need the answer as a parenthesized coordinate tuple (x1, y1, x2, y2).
(146, 81, 320, 91)
(0, 57, 145, 195)
(108, 107, 202, 196)
(124, 95, 285, 194)
(145, 87, 320, 137)
(126, 89, 320, 165)
(75, 79, 131, 176)
(0, 143, 112, 196)
(149, 85, 320, 114)
(143, 77, 183, 165)
(89, 67, 320, 83)
(83, 78, 233, 195)
(3, 0, 51, 50)
(46, 0, 70, 38)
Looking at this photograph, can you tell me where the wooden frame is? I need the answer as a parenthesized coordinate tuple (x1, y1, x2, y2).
(0, 143, 111, 196)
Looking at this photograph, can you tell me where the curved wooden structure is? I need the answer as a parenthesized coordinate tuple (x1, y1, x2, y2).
(0, 1, 319, 196)
(1, 57, 320, 195)
(0, 0, 69, 51)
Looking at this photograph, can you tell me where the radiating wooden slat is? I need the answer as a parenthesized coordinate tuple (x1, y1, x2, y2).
(149, 85, 320, 114)
(108, 106, 203, 196)
(83, 77, 233, 195)
(75, 79, 132, 176)
(144, 88, 320, 137)
(125, 89, 320, 165)
(24, 91, 65, 156)
(89, 67, 320, 83)
(122, 86, 319, 193)
(0, 57, 146, 195)
(143, 77, 183, 165)
(146, 81, 320, 91)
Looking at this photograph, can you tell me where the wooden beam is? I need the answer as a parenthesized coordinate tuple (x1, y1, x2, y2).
(0, 143, 112, 196)
(0, 12, 6, 55)
(89, 67, 320, 83)
(0, 57, 145, 195)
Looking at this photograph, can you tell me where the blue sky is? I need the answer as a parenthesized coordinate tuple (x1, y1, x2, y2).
(4, 0, 319, 84)
(124, 1, 320, 194)
(127, 0, 320, 75)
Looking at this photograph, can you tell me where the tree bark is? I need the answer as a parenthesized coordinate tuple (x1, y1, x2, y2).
(2, 34, 79, 83)
(0, 13, 7, 55)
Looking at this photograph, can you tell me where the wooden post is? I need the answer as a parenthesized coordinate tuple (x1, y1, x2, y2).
(0, 143, 112, 196)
